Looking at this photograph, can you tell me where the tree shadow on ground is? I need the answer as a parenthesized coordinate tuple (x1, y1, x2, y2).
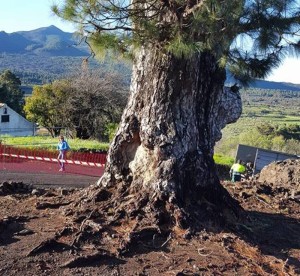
(62, 253, 127, 268)
(0, 216, 30, 246)
(236, 210, 300, 271)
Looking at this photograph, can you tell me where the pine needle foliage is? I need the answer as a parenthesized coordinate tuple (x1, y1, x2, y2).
(52, 0, 300, 84)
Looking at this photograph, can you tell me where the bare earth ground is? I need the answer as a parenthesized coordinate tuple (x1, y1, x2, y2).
(0, 160, 300, 276)
(0, 171, 98, 189)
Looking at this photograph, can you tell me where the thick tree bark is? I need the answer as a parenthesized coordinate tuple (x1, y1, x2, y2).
(96, 47, 242, 229)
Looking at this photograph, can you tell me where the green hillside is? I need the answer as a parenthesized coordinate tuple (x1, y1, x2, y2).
(216, 88, 300, 157)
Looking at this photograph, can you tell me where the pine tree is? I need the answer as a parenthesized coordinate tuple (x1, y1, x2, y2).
(52, 0, 300, 236)
(0, 70, 24, 114)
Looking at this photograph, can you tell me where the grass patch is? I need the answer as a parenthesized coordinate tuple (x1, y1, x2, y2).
(214, 154, 234, 166)
(0, 135, 110, 152)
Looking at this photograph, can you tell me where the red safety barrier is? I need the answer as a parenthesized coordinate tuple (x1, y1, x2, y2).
(0, 144, 107, 177)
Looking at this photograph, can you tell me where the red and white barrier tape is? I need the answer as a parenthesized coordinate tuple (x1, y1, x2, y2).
(0, 153, 105, 167)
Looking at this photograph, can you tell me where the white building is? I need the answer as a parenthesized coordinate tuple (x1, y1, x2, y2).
(0, 103, 34, 136)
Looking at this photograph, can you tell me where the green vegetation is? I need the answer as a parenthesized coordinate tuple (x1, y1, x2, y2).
(0, 70, 24, 114)
(0, 135, 233, 167)
(24, 81, 70, 137)
(104, 123, 119, 143)
(0, 135, 109, 152)
(213, 154, 234, 167)
(53, 0, 300, 86)
(3, 84, 300, 164)
(0, 54, 131, 87)
(24, 70, 128, 140)
(216, 87, 300, 158)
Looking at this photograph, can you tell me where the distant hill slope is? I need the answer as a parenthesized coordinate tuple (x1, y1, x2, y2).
(0, 25, 88, 56)
(0, 32, 32, 53)
(0, 25, 300, 91)
(248, 79, 300, 92)
(226, 72, 300, 92)
(17, 25, 72, 43)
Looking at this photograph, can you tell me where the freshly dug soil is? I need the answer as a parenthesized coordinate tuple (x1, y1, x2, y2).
(0, 160, 300, 275)
(258, 159, 300, 187)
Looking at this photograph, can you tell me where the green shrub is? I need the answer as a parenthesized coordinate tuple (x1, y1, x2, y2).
(214, 154, 234, 166)
(0, 135, 110, 152)
(104, 123, 119, 142)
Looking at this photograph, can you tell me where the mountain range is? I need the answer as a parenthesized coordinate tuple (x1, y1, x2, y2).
(0, 25, 300, 91)
(0, 25, 88, 56)
(226, 76, 300, 92)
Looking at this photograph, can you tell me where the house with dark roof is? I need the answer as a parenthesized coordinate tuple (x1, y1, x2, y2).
(0, 103, 34, 136)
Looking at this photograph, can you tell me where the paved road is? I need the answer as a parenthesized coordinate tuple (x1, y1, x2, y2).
(0, 160, 102, 189)
(0, 171, 99, 189)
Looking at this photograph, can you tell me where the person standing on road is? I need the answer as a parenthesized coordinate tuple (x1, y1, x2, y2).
(229, 159, 246, 182)
(57, 135, 70, 172)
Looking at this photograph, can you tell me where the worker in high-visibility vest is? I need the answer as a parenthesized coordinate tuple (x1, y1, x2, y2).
(230, 159, 246, 182)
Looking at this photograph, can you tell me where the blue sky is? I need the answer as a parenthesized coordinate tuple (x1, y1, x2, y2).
(0, 0, 76, 33)
(0, 0, 299, 84)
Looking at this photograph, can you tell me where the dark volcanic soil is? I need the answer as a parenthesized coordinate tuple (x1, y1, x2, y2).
(0, 160, 299, 276)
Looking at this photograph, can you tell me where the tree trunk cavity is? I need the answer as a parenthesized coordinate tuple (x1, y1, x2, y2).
(94, 47, 243, 228)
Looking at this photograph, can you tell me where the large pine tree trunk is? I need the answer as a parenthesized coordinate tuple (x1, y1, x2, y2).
(96, 47, 243, 228)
